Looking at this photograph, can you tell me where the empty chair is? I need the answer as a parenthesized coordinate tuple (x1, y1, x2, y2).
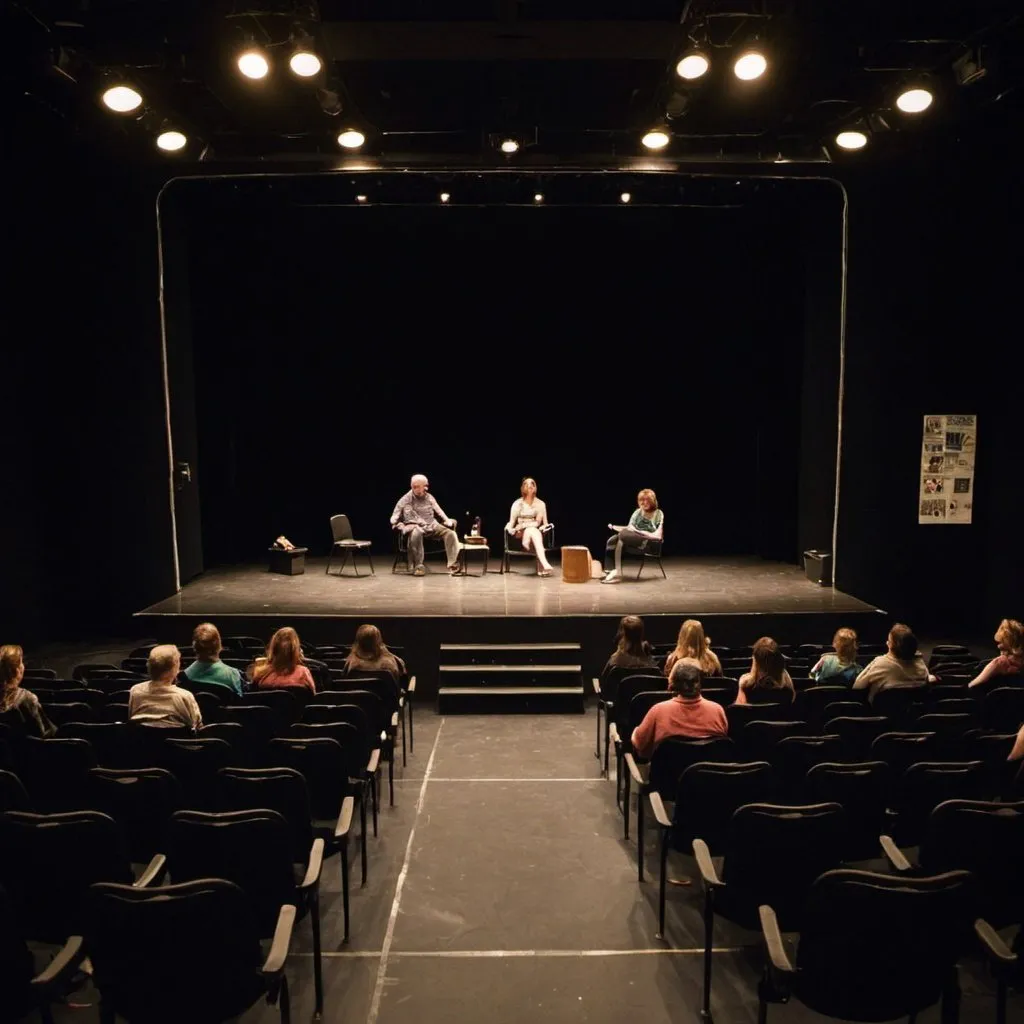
(871, 731, 940, 779)
(326, 513, 374, 576)
(159, 737, 233, 810)
(15, 736, 96, 812)
(237, 688, 300, 727)
(800, 686, 852, 730)
(961, 730, 1020, 797)
(889, 761, 987, 846)
(84, 878, 294, 1024)
(982, 686, 1024, 732)
(39, 702, 96, 727)
(806, 761, 890, 861)
(911, 713, 976, 757)
(739, 720, 811, 762)
(725, 702, 790, 740)
(87, 767, 183, 863)
(21, 667, 57, 680)
(0, 768, 31, 812)
(822, 700, 871, 722)
(216, 704, 278, 765)
(59, 721, 137, 768)
(774, 735, 846, 797)
(827, 716, 891, 758)
(757, 869, 993, 1024)
(694, 802, 847, 1021)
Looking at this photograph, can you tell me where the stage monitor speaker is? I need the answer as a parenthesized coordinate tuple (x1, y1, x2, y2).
(803, 550, 832, 586)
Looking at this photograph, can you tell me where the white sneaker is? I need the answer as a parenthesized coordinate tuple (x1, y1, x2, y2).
(601, 572, 622, 584)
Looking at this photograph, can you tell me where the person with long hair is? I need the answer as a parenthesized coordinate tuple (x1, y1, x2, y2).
(344, 624, 403, 681)
(969, 618, 1024, 689)
(505, 477, 554, 576)
(853, 623, 935, 702)
(602, 488, 664, 584)
(664, 619, 722, 679)
(0, 645, 54, 737)
(600, 615, 657, 676)
(252, 627, 316, 692)
(810, 627, 861, 686)
(128, 645, 202, 730)
(736, 636, 795, 705)
(184, 622, 244, 696)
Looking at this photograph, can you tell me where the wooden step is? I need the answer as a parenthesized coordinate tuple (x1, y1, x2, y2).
(440, 642, 583, 667)
(437, 685, 585, 714)
(440, 643, 581, 652)
(439, 664, 582, 673)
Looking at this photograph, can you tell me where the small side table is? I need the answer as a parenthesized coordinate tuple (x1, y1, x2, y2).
(459, 537, 490, 576)
(268, 546, 308, 575)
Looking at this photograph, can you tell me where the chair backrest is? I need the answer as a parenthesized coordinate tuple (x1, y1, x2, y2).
(167, 809, 296, 934)
(160, 738, 233, 809)
(721, 802, 847, 929)
(648, 736, 736, 794)
(725, 703, 789, 740)
(313, 688, 387, 735)
(59, 721, 135, 769)
(672, 761, 777, 854)
(0, 810, 132, 942)
(892, 762, 986, 835)
(84, 879, 266, 1023)
(0, 768, 31, 812)
(805, 761, 890, 860)
(822, 701, 871, 721)
(612, 674, 667, 729)
(792, 868, 977, 1021)
(303, 701, 372, 739)
(287, 722, 367, 779)
(330, 514, 354, 542)
(623, 691, 672, 749)
(981, 685, 1024, 732)
(826, 715, 891, 755)
(740, 720, 811, 761)
(774, 735, 846, 786)
(87, 767, 183, 862)
(266, 736, 351, 820)
(327, 675, 400, 714)
(16, 736, 97, 811)
(217, 767, 314, 865)
(870, 731, 940, 778)
(217, 704, 279, 747)
(919, 799, 1024, 928)
(800, 686, 853, 726)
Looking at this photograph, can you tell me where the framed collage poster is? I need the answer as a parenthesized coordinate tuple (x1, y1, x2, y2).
(920, 414, 976, 524)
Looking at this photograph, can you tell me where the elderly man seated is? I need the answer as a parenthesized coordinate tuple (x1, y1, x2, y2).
(390, 473, 462, 577)
(631, 661, 728, 758)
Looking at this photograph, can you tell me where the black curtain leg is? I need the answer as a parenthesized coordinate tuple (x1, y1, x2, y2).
(702, 895, 714, 1022)
(311, 892, 323, 1018)
(341, 842, 351, 942)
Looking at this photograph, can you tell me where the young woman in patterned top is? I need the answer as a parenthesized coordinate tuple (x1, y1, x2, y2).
(602, 488, 664, 584)
(505, 477, 554, 577)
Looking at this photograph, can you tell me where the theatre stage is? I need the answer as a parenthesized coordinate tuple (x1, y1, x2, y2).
(136, 556, 884, 697)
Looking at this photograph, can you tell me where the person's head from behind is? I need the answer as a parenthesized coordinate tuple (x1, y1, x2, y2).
(353, 624, 384, 660)
(995, 618, 1023, 657)
(410, 474, 428, 497)
(0, 645, 25, 695)
(521, 477, 537, 499)
(888, 624, 917, 661)
(677, 619, 709, 659)
(637, 488, 658, 514)
(832, 627, 858, 663)
(268, 627, 303, 673)
(192, 622, 222, 663)
(148, 645, 181, 684)
(615, 615, 647, 657)
(751, 636, 785, 684)
(669, 660, 703, 699)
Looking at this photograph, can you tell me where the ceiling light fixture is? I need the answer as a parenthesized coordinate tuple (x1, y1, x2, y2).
(733, 50, 768, 80)
(835, 130, 868, 151)
(237, 49, 270, 80)
(641, 129, 671, 150)
(289, 51, 321, 78)
(156, 130, 187, 152)
(676, 52, 710, 81)
(101, 85, 143, 113)
(337, 129, 365, 149)
(896, 87, 933, 113)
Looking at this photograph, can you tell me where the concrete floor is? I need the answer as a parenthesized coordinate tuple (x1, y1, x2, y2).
(41, 713, 1020, 1024)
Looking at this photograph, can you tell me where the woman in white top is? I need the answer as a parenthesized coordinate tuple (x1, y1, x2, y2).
(505, 477, 554, 577)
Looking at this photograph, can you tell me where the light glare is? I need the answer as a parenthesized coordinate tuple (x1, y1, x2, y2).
(355, 194, 367, 203)
(676, 53, 710, 80)
(289, 51, 322, 77)
(733, 51, 768, 81)
(641, 130, 670, 150)
(237, 50, 270, 80)
(896, 88, 933, 113)
(337, 129, 366, 149)
(157, 131, 187, 152)
(620, 192, 632, 203)
(533, 193, 544, 203)
(102, 85, 143, 113)
(835, 130, 868, 151)
(440, 192, 451, 204)
(500, 138, 519, 154)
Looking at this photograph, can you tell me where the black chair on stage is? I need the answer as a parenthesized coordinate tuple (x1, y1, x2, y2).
(391, 527, 453, 573)
(620, 529, 667, 580)
(502, 523, 556, 574)
(326, 514, 374, 577)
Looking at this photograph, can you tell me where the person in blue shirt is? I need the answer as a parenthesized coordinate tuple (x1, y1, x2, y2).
(184, 622, 244, 697)
(602, 488, 664, 584)
(810, 628, 861, 686)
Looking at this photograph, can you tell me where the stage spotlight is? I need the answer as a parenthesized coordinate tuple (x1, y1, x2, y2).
(102, 85, 143, 113)
(620, 192, 632, 203)
(355, 194, 367, 203)
(676, 52, 710, 80)
(440, 192, 451, 204)
(237, 49, 270, 80)
(533, 193, 544, 203)
(835, 130, 868, 151)
(641, 129, 670, 150)
(289, 51, 321, 78)
(337, 129, 365, 149)
(500, 138, 520, 154)
(156, 130, 187, 152)
(733, 50, 768, 81)
(896, 87, 933, 113)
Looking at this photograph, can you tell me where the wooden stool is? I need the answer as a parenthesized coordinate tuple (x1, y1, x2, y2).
(561, 546, 591, 584)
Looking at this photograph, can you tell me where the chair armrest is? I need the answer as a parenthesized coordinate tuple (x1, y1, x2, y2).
(650, 791, 672, 828)
(334, 795, 355, 841)
(391, 711, 399, 730)
(133, 853, 168, 888)
(975, 918, 1017, 966)
(609, 723, 620, 746)
(880, 834, 913, 872)
(262, 904, 297, 978)
(624, 752, 646, 787)
(367, 748, 381, 774)
(593, 677, 601, 695)
(759, 905, 797, 977)
(31, 935, 86, 995)
(299, 837, 325, 891)
(406, 675, 416, 693)
(693, 839, 724, 889)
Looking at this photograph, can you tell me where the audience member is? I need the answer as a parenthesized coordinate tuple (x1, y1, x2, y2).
(184, 622, 243, 696)
(852, 623, 935, 702)
(810, 627, 861, 686)
(252, 627, 316, 693)
(1009, 724, 1024, 763)
(344, 624, 403, 681)
(129, 645, 202, 729)
(663, 619, 723, 679)
(968, 618, 1024, 689)
(631, 662, 728, 758)
(736, 637, 795, 705)
(601, 616, 658, 676)
(0, 644, 55, 738)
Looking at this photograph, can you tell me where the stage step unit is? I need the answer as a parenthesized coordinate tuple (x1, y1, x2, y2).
(437, 642, 585, 713)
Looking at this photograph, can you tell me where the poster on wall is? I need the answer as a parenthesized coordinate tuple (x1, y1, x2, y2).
(919, 414, 976, 524)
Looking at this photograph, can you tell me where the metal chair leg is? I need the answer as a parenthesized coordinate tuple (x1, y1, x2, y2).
(702, 893, 715, 1022)
(311, 890, 323, 1017)
(325, 547, 333, 575)
(341, 842, 350, 941)
(368, 550, 375, 574)
(595, 702, 602, 760)
(637, 788, 645, 881)
(658, 828, 669, 936)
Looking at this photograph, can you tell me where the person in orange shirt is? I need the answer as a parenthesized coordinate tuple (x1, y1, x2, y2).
(631, 662, 727, 758)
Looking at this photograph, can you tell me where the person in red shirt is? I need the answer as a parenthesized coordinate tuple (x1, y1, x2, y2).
(969, 618, 1024, 689)
(631, 661, 728, 758)
(251, 626, 316, 693)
